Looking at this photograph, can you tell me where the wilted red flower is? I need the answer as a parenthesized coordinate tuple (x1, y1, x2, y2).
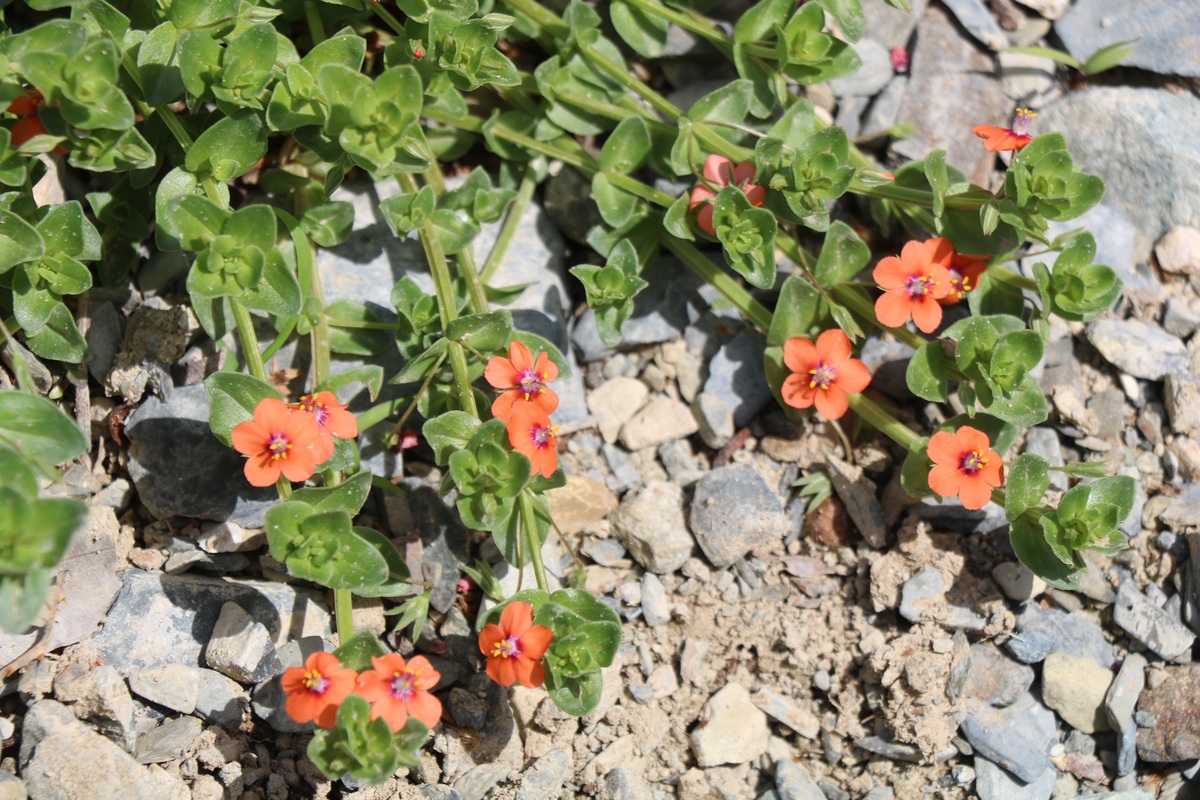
(507, 404, 559, 479)
(873, 238, 954, 333)
(231, 397, 320, 487)
(478, 601, 553, 689)
(890, 46, 909, 73)
(280, 652, 357, 728)
(485, 340, 558, 423)
(293, 391, 358, 464)
(354, 654, 442, 732)
(973, 108, 1037, 152)
(781, 329, 871, 420)
(927, 426, 1004, 510)
(940, 249, 991, 305)
(688, 154, 766, 236)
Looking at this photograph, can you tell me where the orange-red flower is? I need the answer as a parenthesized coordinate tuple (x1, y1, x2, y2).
(927, 426, 1004, 511)
(6, 88, 41, 118)
(507, 404, 559, 479)
(973, 108, 1036, 152)
(478, 601, 553, 689)
(939, 249, 991, 305)
(354, 654, 442, 732)
(688, 154, 766, 236)
(485, 340, 559, 423)
(231, 397, 320, 487)
(280, 652, 357, 728)
(873, 238, 954, 333)
(6, 87, 65, 153)
(293, 391, 358, 464)
(781, 329, 871, 420)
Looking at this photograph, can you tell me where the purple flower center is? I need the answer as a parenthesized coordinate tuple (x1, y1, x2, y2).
(518, 369, 546, 399)
(303, 669, 330, 694)
(267, 433, 291, 459)
(491, 636, 521, 659)
(960, 450, 987, 475)
(532, 424, 555, 447)
(905, 272, 938, 298)
(389, 671, 416, 701)
(808, 361, 837, 390)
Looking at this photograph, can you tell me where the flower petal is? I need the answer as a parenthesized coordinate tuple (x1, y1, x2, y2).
(928, 462, 964, 498)
(833, 358, 872, 394)
(243, 456, 280, 488)
(697, 204, 715, 236)
(874, 289, 914, 328)
(487, 654, 517, 687)
(353, 670, 390, 702)
(279, 447, 317, 483)
(478, 624, 505, 656)
(500, 601, 534, 638)
(689, 185, 716, 211)
(514, 655, 545, 689)
(813, 386, 849, 420)
(898, 239, 929, 270)
(231, 420, 268, 457)
(923, 236, 955, 267)
(743, 183, 766, 207)
(484, 356, 520, 390)
(370, 696, 408, 733)
(533, 351, 558, 383)
(491, 391, 517, 423)
(815, 329, 852, 365)
(956, 425, 991, 454)
(872, 256, 908, 289)
(518, 624, 553, 660)
(783, 337, 817, 373)
(959, 476, 993, 510)
(407, 690, 443, 729)
(910, 295, 944, 333)
(781, 374, 815, 409)
(927, 431, 962, 466)
(508, 340, 533, 371)
(731, 160, 757, 187)
(703, 154, 734, 185)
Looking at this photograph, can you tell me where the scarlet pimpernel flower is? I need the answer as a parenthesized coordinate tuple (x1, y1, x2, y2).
(292, 391, 358, 464)
(939, 249, 991, 305)
(973, 108, 1037, 152)
(781, 329, 871, 421)
(478, 601, 553, 689)
(688, 154, 766, 236)
(873, 238, 954, 333)
(507, 404, 559, 478)
(231, 397, 320, 487)
(281, 652, 357, 728)
(485, 340, 559, 423)
(6, 87, 61, 151)
(927, 426, 1005, 511)
(354, 654, 442, 732)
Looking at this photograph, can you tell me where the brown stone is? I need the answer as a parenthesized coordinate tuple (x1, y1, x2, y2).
(803, 496, 859, 548)
(546, 476, 618, 534)
(1137, 664, 1200, 762)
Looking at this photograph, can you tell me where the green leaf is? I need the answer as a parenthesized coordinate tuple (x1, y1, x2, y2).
(0, 391, 87, 466)
(300, 202, 354, 247)
(1080, 40, 1135, 75)
(923, 149, 948, 219)
(333, 629, 389, 672)
(203, 372, 281, 446)
(167, 194, 230, 252)
(591, 173, 640, 228)
(289, 471, 374, 516)
(316, 366, 385, 403)
(817, 0, 865, 42)
(392, 338, 448, 385)
(1009, 518, 1083, 590)
(734, 0, 793, 43)
(423, 411, 482, 465)
(900, 447, 933, 498)
(349, 527, 413, 598)
(609, 0, 669, 58)
(324, 300, 391, 357)
(1005, 453, 1049, 522)
(906, 342, 949, 402)
(137, 21, 185, 106)
(446, 311, 513, 353)
(766, 274, 822, 347)
(1001, 46, 1081, 70)
(242, 250, 303, 317)
(185, 111, 268, 181)
(1087, 475, 1135, 523)
(168, 0, 239, 31)
(155, 168, 229, 252)
(0, 570, 54, 635)
(265, 505, 390, 591)
(686, 80, 753, 131)
(546, 670, 604, 716)
(813, 220, 868, 287)
(23, 303, 88, 363)
(0, 210, 46, 274)
(980, 374, 1049, 426)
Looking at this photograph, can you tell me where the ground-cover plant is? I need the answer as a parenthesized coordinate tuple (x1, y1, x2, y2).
(0, 0, 1136, 783)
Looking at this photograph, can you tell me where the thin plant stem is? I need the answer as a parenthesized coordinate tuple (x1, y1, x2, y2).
(230, 299, 268, 382)
(520, 492, 549, 592)
(334, 589, 354, 644)
(661, 236, 772, 332)
(480, 166, 538, 284)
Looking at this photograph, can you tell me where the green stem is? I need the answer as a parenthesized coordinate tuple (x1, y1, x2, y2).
(369, 1, 406, 35)
(420, 158, 490, 316)
(480, 166, 538, 284)
(847, 393, 923, 452)
(621, 0, 731, 51)
(832, 284, 928, 352)
(230, 299, 267, 381)
(520, 492, 549, 592)
(662, 235, 772, 331)
(304, 0, 327, 45)
(335, 588, 354, 644)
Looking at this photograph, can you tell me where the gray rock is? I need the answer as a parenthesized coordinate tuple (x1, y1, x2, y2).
(1036, 87, 1200, 240)
(92, 571, 330, 673)
(862, 0, 929, 47)
(831, 38, 895, 97)
(603, 443, 643, 494)
(1113, 581, 1195, 662)
(640, 572, 671, 627)
(134, 716, 204, 764)
(52, 664, 136, 751)
(612, 481, 694, 573)
(690, 464, 787, 568)
(588, 377, 649, 443)
(912, 493, 1008, 533)
(544, 165, 602, 245)
(86, 299, 122, 384)
(1023, 427, 1068, 492)
(1156, 224, 1200, 278)
(454, 764, 511, 800)
(581, 538, 627, 567)
(941, 0, 1007, 48)
(128, 664, 199, 715)
(204, 601, 283, 684)
(1041, 652, 1113, 733)
(772, 758, 825, 800)
(1166, 372, 1200, 438)
(1105, 653, 1147, 731)
(750, 688, 820, 740)
(991, 561, 1046, 602)
(1056, 0, 1200, 78)
(0, 772, 26, 800)
(251, 636, 329, 733)
(195, 668, 247, 729)
(690, 683, 770, 767)
(702, 330, 772, 428)
(125, 384, 277, 525)
(1137, 664, 1200, 762)
(1009, 603, 1115, 667)
(973, 757, 1055, 800)
(20, 700, 189, 800)
(1163, 297, 1200, 338)
(862, 76, 908, 136)
(961, 691, 1058, 783)
(998, 51, 1057, 103)
(619, 396, 699, 451)
(659, 439, 703, 486)
(855, 735, 956, 763)
(448, 688, 488, 729)
(1087, 388, 1125, 440)
(827, 458, 888, 547)
(598, 766, 652, 800)
(403, 479, 471, 613)
(1086, 320, 1189, 381)
(1116, 720, 1138, 776)
(961, 644, 1035, 708)
(693, 392, 735, 449)
(517, 748, 570, 800)
(890, 3, 1008, 182)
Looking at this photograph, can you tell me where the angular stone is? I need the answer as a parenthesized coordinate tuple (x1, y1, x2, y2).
(961, 691, 1058, 783)
(612, 482, 694, 574)
(403, 479, 471, 613)
(1137, 664, 1200, 762)
(1105, 653, 1147, 732)
(941, 0, 1007, 48)
(750, 688, 820, 740)
(991, 562, 1046, 603)
(827, 458, 888, 548)
(1112, 581, 1195, 662)
(693, 392, 734, 449)
(773, 758, 826, 800)
(830, 38, 895, 97)
(195, 668, 247, 729)
(545, 476, 618, 535)
(1086, 320, 1189, 381)
(128, 664, 199, 715)
(91, 571, 330, 673)
(1156, 225, 1200, 278)
(134, 716, 204, 764)
(1009, 603, 1115, 668)
(619, 396, 698, 451)
(689, 683, 770, 767)
(1057, 0, 1200, 78)
(960, 644, 1035, 708)
(690, 464, 787, 568)
(1165, 372, 1200, 438)
(52, 664, 136, 751)
(639, 573, 671, 627)
(1041, 652, 1113, 733)
(204, 601, 283, 684)
(973, 757, 1055, 800)
(587, 378, 649, 443)
(517, 748, 570, 800)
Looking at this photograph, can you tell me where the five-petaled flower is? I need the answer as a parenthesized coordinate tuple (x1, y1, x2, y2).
(507, 404, 560, 479)
(781, 329, 872, 421)
(939, 248, 991, 305)
(478, 601, 553, 689)
(973, 108, 1036, 152)
(688, 154, 766, 237)
(485, 340, 559, 423)
(280, 652, 357, 728)
(231, 397, 320, 487)
(873, 238, 954, 333)
(354, 654, 442, 732)
(927, 425, 1004, 511)
(292, 391, 359, 464)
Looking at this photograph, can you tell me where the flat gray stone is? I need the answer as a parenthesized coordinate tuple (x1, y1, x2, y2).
(1086, 320, 1189, 381)
(961, 691, 1058, 783)
(773, 758, 825, 800)
(516, 748, 570, 800)
(204, 601, 283, 684)
(52, 663, 136, 752)
(92, 571, 330, 673)
(639, 573, 671, 627)
(690, 683, 770, 767)
(693, 392, 735, 449)
(827, 458, 887, 547)
(961, 644, 1035, 708)
(941, 0, 1007, 48)
(195, 668, 247, 729)
(1009, 603, 1115, 667)
(1113, 581, 1195, 662)
(1105, 653, 1147, 731)
(1057, 0, 1200, 78)
(128, 664, 199, 715)
(1041, 652, 1113, 733)
(702, 330, 771, 428)
(974, 757, 1055, 800)
(1043, 203, 1155, 291)
(831, 38, 895, 97)
(612, 481, 694, 573)
(134, 716, 204, 764)
(690, 464, 786, 568)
